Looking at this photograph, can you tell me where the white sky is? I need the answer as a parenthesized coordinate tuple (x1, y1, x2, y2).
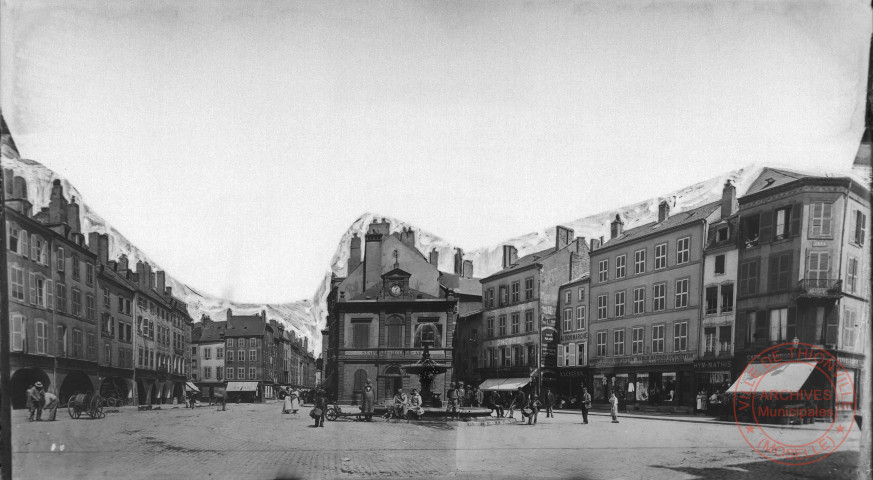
(1, 0, 870, 303)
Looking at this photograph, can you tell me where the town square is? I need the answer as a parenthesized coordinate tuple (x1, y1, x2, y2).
(1, 1, 871, 479)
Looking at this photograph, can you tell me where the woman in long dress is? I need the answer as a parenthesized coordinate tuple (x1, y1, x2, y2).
(283, 390, 301, 414)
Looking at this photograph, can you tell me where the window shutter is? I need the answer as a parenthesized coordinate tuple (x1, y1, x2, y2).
(29, 273, 36, 305)
(557, 346, 564, 366)
(46, 279, 53, 310)
(756, 309, 768, 344)
(21, 231, 28, 258)
(706, 225, 716, 246)
(569, 343, 576, 366)
(758, 210, 772, 244)
(767, 256, 779, 291)
(31, 240, 38, 261)
(790, 203, 803, 237)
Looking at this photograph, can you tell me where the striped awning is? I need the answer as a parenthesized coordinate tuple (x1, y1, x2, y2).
(185, 382, 200, 393)
(479, 378, 530, 391)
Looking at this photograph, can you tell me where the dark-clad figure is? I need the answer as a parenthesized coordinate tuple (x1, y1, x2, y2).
(509, 387, 527, 420)
(27, 382, 45, 421)
(313, 389, 327, 427)
(361, 381, 376, 422)
(581, 387, 591, 424)
(545, 389, 555, 418)
(446, 382, 461, 421)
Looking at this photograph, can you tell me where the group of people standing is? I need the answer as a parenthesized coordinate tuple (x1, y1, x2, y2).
(25, 382, 59, 422)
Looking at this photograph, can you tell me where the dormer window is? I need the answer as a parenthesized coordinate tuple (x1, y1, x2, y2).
(716, 226, 729, 242)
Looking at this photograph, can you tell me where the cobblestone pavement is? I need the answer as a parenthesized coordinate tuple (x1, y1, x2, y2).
(12, 403, 861, 479)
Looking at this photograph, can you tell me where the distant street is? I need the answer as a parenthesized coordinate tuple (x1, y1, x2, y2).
(12, 402, 861, 479)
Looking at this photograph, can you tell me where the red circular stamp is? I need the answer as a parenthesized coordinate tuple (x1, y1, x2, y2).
(729, 342, 856, 465)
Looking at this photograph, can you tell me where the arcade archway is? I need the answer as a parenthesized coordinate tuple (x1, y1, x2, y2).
(59, 371, 93, 405)
(10, 368, 51, 409)
(99, 376, 129, 401)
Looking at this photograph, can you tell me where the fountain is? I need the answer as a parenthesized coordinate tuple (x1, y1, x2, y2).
(400, 340, 448, 407)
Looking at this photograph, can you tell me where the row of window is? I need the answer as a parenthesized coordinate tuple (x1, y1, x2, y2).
(200, 366, 257, 380)
(595, 279, 692, 320)
(104, 344, 135, 368)
(9, 268, 97, 320)
(484, 344, 537, 368)
(559, 342, 586, 367)
(486, 310, 535, 338)
(562, 287, 586, 306)
(597, 237, 689, 283)
(6, 225, 96, 284)
(102, 314, 133, 342)
(484, 277, 535, 309)
(561, 306, 587, 332)
(350, 321, 443, 349)
(10, 315, 96, 358)
(594, 322, 688, 357)
(136, 347, 183, 372)
(102, 287, 133, 315)
(226, 338, 260, 348)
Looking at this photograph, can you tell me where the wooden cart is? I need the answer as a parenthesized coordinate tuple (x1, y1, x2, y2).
(67, 393, 105, 419)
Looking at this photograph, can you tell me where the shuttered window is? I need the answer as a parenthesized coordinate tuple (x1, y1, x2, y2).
(353, 323, 370, 348)
(806, 252, 830, 281)
(768, 252, 793, 291)
(809, 202, 833, 237)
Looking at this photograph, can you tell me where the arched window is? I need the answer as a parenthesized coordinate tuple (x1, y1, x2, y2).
(384, 365, 402, 376)
(414, 322, 442, 348)
(353, 369, 368, 393)
(386, 316, 404, 347)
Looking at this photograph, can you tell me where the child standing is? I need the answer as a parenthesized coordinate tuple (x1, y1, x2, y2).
(609, 392, 620, 423)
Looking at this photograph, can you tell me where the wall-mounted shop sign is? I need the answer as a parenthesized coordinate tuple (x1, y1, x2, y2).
(589, 352, 695, 368)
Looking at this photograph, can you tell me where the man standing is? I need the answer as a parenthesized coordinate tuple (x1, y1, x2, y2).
(474, 386, 484, 408)
(43, 390, 59, 421)
(361, 381, 375, 422)
(508, 387, 527, 420)
(581, 387, 591, 424)
(609, 392, 620, 423)
(544, 388, 555, 418)
(446, 382, 461, 421)
(313, 389, 327, 427)
(27, 382, 45, 421)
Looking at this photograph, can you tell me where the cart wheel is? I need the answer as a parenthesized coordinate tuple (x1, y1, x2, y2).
(68, 402, 77, 419)
(326, 408, 338, 421)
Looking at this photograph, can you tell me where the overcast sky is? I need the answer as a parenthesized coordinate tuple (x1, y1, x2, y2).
(1, 0, 870, 303)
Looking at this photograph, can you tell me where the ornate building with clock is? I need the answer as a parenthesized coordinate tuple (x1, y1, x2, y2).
(322, 219, 481, 405)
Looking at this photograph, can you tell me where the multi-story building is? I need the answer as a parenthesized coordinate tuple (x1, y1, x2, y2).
(556, 274, 589, 400)
(6, 176, 101, 406)
(323, 220, 480, 405)
(694, 181, 740, 396)
(223, 309, 281, 402)
(733, 167, 869, 414)
(477, 226, 588, 395)
(588, 201, 721, 410)
(192, 317, 226, 399)
(90, 233, 137, 401)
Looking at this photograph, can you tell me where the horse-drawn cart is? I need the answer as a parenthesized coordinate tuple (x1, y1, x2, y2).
(67, 393, 105, 419)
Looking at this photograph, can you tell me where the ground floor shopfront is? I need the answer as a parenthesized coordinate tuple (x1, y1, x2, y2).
(336, 348, 454, 405)
(588, 352, 698, 409)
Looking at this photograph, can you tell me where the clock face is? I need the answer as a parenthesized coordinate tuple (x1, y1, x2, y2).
(390, 284, 402, 297)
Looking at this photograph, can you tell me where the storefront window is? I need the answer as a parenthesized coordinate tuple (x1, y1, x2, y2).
(662, 373, 677, 402)
(592, 375, 607, 402)
(635, 374, 649, 402)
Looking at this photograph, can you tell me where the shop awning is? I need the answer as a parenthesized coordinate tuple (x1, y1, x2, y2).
(185, 382, 200, 393)
(225, 382, 259, 392)
(479, 378, 531, 391)
(726, 362, 815, 394)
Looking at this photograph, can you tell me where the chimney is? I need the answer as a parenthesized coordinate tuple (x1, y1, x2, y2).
(165, 286, 172, 296)
(658, 201, 670, 223)
(261, 309, 266, 321)
(428, 248, 439, 267)
(88, 232, 100, 256)
(555, 226, 574, 250)
(369, 218, 390, 237)
(502, 245, 518, 269)
(135, 260, 145, 285)
(590, 238, 601, 251)
(48, 180, 67, 224)
(156, 271, 166, 293)
(98, 234, 109, 266)
(610, 214, 624, 239)
(226, 308, 233, 320)
(3, 168, 12, 198)
(462, 259, 474, 278)
(453, 248, 464, 275)
(577, 236, 586, 253)
(150, 272, 156, 290)
(363, 226, 384, 290)
(67, 196, 81, 234)
(399, 227, 416, 249)
(118, 254, 129, 272)
(721, 180, 737, 218)
(348, 233, 362, 273)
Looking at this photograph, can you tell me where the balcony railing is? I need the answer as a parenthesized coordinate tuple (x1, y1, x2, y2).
(798, 279, 842, 297)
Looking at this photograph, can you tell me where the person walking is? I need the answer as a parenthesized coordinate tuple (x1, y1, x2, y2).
(43, 390, 59, 421)
(527, 394, 542, 425)
(361, 381, 375, 422)
(27, 382, 45, 421)
(508, 387, 527, 420)
(609, 392, 620, 423)
(581, 387, 591, 424)
(544, 389, 555, 418)
(312, 389, 327, 427)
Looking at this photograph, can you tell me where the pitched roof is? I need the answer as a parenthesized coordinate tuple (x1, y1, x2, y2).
(194, 321, 227, 343)
(482, 246, 557, 281)
(744, 167, 815, 195)
(225, 315, 266, 337)
(438, 273, 483, 297)
(598, 201, 721, 251)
